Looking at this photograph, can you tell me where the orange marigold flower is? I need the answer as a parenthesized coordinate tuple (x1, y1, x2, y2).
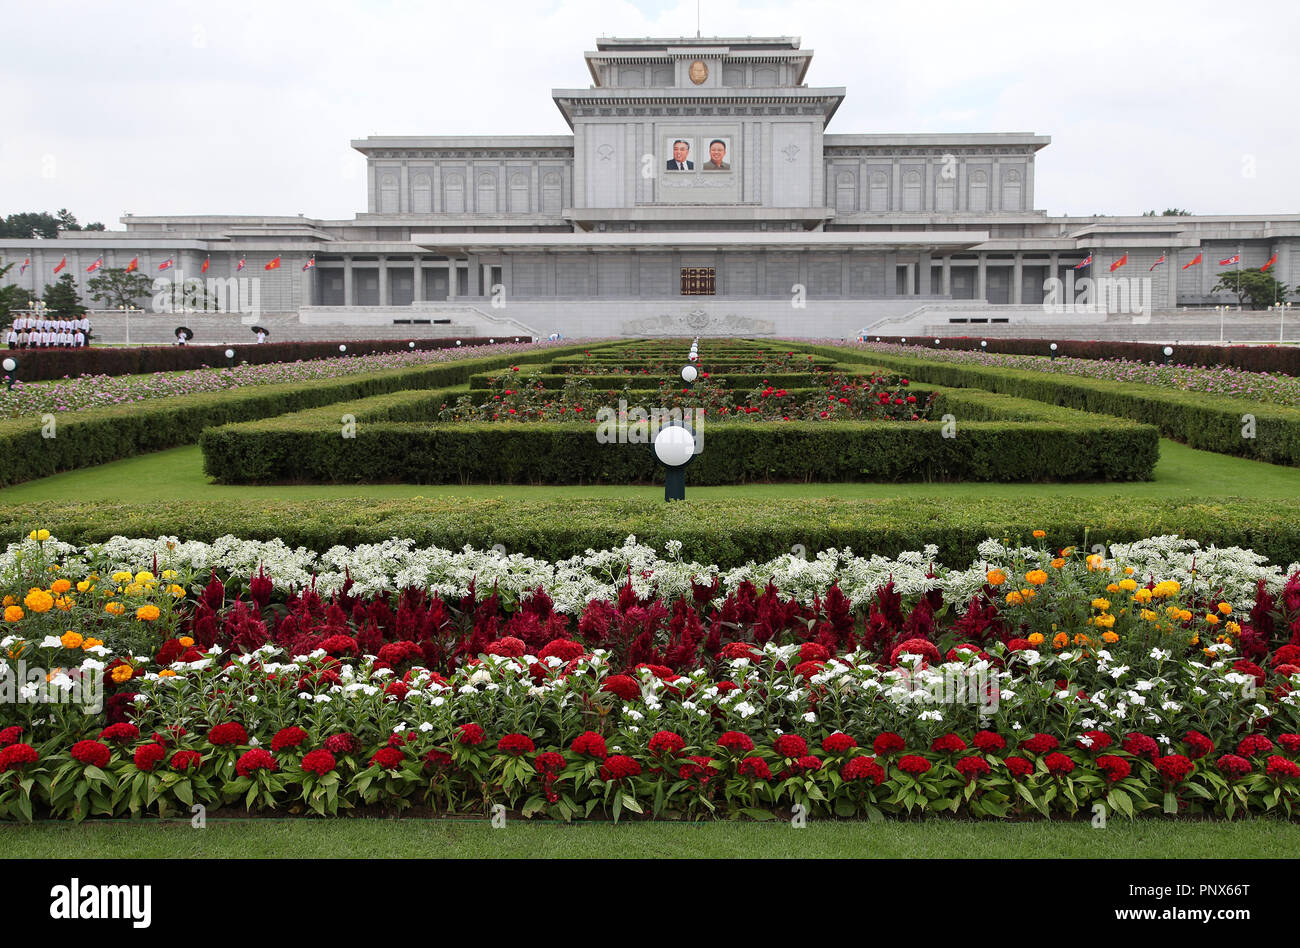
(105, 602, 126, 616)
(1032, 530, 1046, 539)
(50, 579, 72, 594)
(136, 605, 161, 622)
(3, 605, 23, 622)
(1025, 570, 1048, 586)
(110, 665, 134, 683)
(23, 589, 54, 614)
(60, 631, 83, 649)
(986, 569, 1007, 586)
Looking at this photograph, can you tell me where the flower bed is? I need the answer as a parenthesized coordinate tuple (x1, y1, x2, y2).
(4, 531, 1300, 821)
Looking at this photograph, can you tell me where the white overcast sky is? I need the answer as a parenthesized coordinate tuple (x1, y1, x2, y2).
(2, 0, 1297, 227)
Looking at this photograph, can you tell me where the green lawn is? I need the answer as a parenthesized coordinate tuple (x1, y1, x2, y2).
(2, 818, 1297, 858)
(1, 437, 1297, 505)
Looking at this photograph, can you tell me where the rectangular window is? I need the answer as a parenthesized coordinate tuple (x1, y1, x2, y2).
(680, 267, 716, 295)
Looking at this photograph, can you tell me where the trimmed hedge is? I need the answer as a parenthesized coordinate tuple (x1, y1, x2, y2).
(2, 337, 509, 382)
(809, 344, 1300, 466)
(199, 383, 1157, 485)
(468, 370, 866, 390)
(3, 496, 1298, 566)
(868, 336, 1300, 376)
(0, 345, 584, 487)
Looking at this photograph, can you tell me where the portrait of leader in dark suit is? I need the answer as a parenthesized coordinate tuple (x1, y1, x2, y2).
(666, 139, 693, 171)
(704, 138, 730, 171)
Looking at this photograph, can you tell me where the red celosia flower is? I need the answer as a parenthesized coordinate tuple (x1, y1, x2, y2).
(600, 675, 640, 700)
(99, 722, 140, 745)
(872, 733, 906, 756)
(70, 740, 110, 768)
(718, 731, 755, 753)
(1006, 638, 1032, 652)
(888, 637, 941, 666)
(841, 756, 886, 785)
(1020, 733, 1059, 755)
(822, 733, 857, 754)
(1215, 754, 1252, 779)
(1277, 734, 1300, 755)
(317, 634, 358, 656)
(133, 742, 166, 771)
(1075, 730, 1112, 752)
(1271, 644, 1300, 667)
(1237, 734, 1274, 757)
(486, 636, 526, 658)
(792, 660, 826, 679)
(795, 755, 822, 773)
(1183, 730, 1215, 759)
(898, 754, 931, 775)
(369, 747, 405, 769)
(424, 749, 452, 770)
(678, 756, 715, 782)
(1096, 755, 1131, 783)
(1121, 733, 1160, 761)
(971, 731, 1007, 753)
(799, 642, 830, 663)
(1266, 756, 1300, 779)
(208, 722, 248, 746)
(715, 681, 740, 694)
(538, 638, 584, 662)
(497, 733, 535, 756)
(0, 742, 39, 772)
(773, 734, 809, 758)
(956, 756, 991, 781)
(1044, 752, 1075, 775)
(599, 754, 642, 782)
(169, 750, 202, 771)
(1156, 754, 1195, 785)
(1233, 660, 1266, 688)
(0, 725, 23, 747)
(301, 749, 336, 775)
(1002, 755, 1033, 778)
(384, 680, 409, 701)
(270, 726, 309, 752)
(649, 731, 686, 757)
(456, 723, 485, 746)
(323, 732, 358, 754)
(235, 748, 277, 777)
(931, 733, 968, 754)
(571, 731, 608, 759)
(718, 642, 761, 660)
(534, 751, 566, 775)
(738, 757, 772, 780)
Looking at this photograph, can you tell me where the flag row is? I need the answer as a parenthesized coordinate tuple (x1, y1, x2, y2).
(17, 254, 317, 277)
(1073, 251, 1277, 273)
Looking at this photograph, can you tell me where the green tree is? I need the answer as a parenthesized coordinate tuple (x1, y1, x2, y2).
(40, 273, 84, 319)
(0, 210, 105, 237)
(0, 262, 33, 326)
(1141, 208, 1193, 216)
(88, 267, 154, 309)
(1212, 268, 1290, 309)
(154, 277, 215, 313)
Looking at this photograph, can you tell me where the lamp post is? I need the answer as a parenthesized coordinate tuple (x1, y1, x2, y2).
(117, 304, 138, 346)
(681, 364, 698, 388)
(2, 356, 15, 391)
(933, 338, 941, 348)
(338, 344, 347, 354)
(654, 422, 697, 502)
(1277, 301, 1292, 343)
(224, 348, 235, 368)
(980, 340, 987, 350)
(409, 341, 416, 349)
(1163, 345, 1173, 366)
(1215, 305, 1226, 343)
(1049, 342, 1058, 361)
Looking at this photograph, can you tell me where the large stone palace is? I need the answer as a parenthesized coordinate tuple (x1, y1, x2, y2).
(3, 34, 1297, 341)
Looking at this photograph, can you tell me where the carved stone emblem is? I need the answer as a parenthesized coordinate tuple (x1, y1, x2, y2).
(688, 60, 708, 85)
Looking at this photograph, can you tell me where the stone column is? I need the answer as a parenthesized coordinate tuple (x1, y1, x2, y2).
(412, 257, 424, 303)
(941, 255, 952, 296)
(467, 254, 481, 297)
(447, 260, 458, 300)
(1012, 253, 1024, 304)
(343, 255, 354, 306)
(903, 262, 915, 295)
(976, 253, 988, 301)
(378, 257, 389, 306)
(918, 253, 932, 295)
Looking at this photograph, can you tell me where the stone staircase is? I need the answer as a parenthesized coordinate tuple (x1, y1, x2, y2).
(921, 311, 1293, 344)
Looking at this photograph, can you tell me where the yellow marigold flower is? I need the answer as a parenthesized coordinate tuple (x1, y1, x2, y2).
(1218, 602, 1232, 616)
(1104, 583, 1118, 594)
(3, 605, 23, 622)
(54, 596, 73, 612)
(158, 669, 177, 678)
(1226, 621, 1241, 635)
(105, 602, 126, 616)
(1178, 610, 1193, 622)
(125, 583, 143, 597)
(76, 580, 93, 593)
(169, 585, 185, 598)
(111, 571, 133, 584)
(1027, 633, 1045, 646)
(60, 631, 83, 649)
(1025, 570, 1048, 586)
(135, 605, 161, 622)
(1152, 580, 1181, 599)
(1086, 554, 1104, 571)
(1032, 530, 1046, 539)
(178, 636, 194, 648)
(28, 529, 50, 541)
(1091, 613, 1116, 629)
(83, 637, 102, 649)
(162, 570, 178, 580)
(1020, 587, 1037, 600)
(1205, 613, 1220, 626)
(1102, 631, 1119, 643)
(1050, 558, 1066, 569)
(1, 595, 12, 607)
(1140, 609, 1159, 622)
(1119, 578, 1138, 591)
(1091, 598, 1111, 611)
(1005, 591, 1024, 606)
(110, 665, 133, 684)
(986, 569, 1007, 586)
(134, 571, 156, 586)
(1190, 635, 1200, 645)
(1052, 632, 1069, 648)
(23, 589, 53, 614)
(50, 579, 72, 594)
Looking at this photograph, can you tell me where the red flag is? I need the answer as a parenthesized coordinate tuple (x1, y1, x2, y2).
(302, 255, 315, 271)
(264, 256, 281, 271)
(125, 256, 139, 273)
(20, 257, 30, 275)
(1074, 254, 1092, 270)
(158, 257, 174, 271)
(1181, 253, 1202, 270)
(53, 256, 67, 273)
(1109, 253, 1128, 273)
(85, 257, 103, 273)
(201, 255, 210, 274)
(1148, 253, 1166, 272)
(1262, 253, 1278, 272)
(237, 257, 247, 272)
(1219, 255, 1239, 266)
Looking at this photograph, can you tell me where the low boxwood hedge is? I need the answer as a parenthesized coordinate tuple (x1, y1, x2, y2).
(467, 369, 867, 390)
(808, 344, 1300, 466)
(0, 345, 584, 487)
(3, 496, 1297, 566)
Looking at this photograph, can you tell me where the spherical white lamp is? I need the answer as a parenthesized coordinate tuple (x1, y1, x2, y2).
(338, 344, 347, 353)
(980, 340, 987, 348)
(654, 425, 695, 468)
(1163, 346, 1173, 356)
(681, 364, 698, 383)
(2, 358, 15, 372)
(688, 352, 698, 362)
(224, 348, 235, 360)
(409, 341, 416, 349)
